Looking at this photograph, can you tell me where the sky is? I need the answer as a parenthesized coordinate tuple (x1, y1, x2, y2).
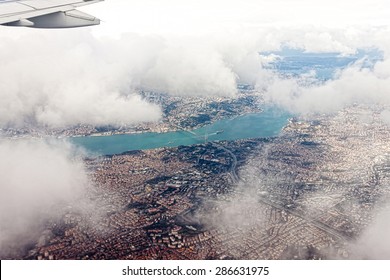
(81, 0, 390, 37)
(1, 0, 389, 127)
(0, 0, 389, 127)
(1, 0, 390, 258)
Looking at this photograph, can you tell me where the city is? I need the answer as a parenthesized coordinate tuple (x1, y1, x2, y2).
(4, 101, 389, 260)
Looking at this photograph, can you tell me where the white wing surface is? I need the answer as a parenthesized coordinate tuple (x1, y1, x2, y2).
(0, 0, 103, 28)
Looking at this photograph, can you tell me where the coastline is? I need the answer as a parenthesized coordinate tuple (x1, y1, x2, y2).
(70, 108, 290, 155)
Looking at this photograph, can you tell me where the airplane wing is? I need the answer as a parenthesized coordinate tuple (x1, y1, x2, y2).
(0, 0, 103, 28)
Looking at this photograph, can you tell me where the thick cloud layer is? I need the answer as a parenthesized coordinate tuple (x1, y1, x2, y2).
(0, 30, 268, 128)
(0, 140, 93, 257)
(2, 23, 390, 128)
(0, 31, 163, 127)
(265, 56, 390, 115)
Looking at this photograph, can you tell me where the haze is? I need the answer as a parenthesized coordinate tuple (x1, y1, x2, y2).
(1, 0, 390, 259)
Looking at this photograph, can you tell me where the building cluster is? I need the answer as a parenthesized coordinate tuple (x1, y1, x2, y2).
(13, 105, 390, 260)
(2, 90, 262, 138)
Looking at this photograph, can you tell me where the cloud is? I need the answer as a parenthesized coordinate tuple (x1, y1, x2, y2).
(350, 207, 390, 259)
(2, 22, 390, 129)
(1, 29, 268, 128)
(140, 40, 237, 96)
(84, 0, 390, 37)
(1, 1, 390, 261)
(0, 139, 94, 258)
(264, 54, 390, 115)
(0, 30, 163, 128)
(252, 26, 390, 117)
(380, 110, 390, 125)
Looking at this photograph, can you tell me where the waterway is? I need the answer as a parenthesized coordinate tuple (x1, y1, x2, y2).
(71, 107, 290, 155)
(71, 50, 378, 155)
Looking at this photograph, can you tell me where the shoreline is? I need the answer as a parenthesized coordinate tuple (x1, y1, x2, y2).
(70, 108, 290, 155)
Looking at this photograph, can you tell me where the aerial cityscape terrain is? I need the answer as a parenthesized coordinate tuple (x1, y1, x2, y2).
(1, 0, 390, 262)
(2, 88, 390, 260)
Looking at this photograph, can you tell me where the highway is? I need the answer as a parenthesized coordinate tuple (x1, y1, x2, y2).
(178, 126, 239, 183)
(180, 126, 348, 242)
(257, 197, 352, 242)
(210, 142, 239, 183)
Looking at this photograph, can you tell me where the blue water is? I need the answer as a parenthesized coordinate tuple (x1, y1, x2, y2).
(71, 107, 290, 155)
(263, 47, 383, 81)
(71, 48, 383, 155)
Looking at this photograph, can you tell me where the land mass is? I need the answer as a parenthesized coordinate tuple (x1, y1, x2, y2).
(6, 104, 390, 260)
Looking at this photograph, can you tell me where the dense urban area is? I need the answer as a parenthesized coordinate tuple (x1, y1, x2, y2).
(0, 88, 262, 138)
(2, 89, 390, 259)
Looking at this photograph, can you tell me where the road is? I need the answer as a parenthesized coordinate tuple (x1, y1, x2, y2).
(257, 197, 351, 242)
(210, 142, 239, 183)
(178, 126, 239, 183)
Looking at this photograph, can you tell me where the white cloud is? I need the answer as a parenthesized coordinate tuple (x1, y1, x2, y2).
(380, 110, 390, 125)
(351, 207, 390, 259)
(0, 29, 273, 128)
(1, 1, 389, 129)
(140, 40, 237, 96)
(83, 0, 390, 37)
(1, 0, 390, 260)
(0, 30, 163, 127)
(264, 47, 390, 115)
(0, 140, 93, 257)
